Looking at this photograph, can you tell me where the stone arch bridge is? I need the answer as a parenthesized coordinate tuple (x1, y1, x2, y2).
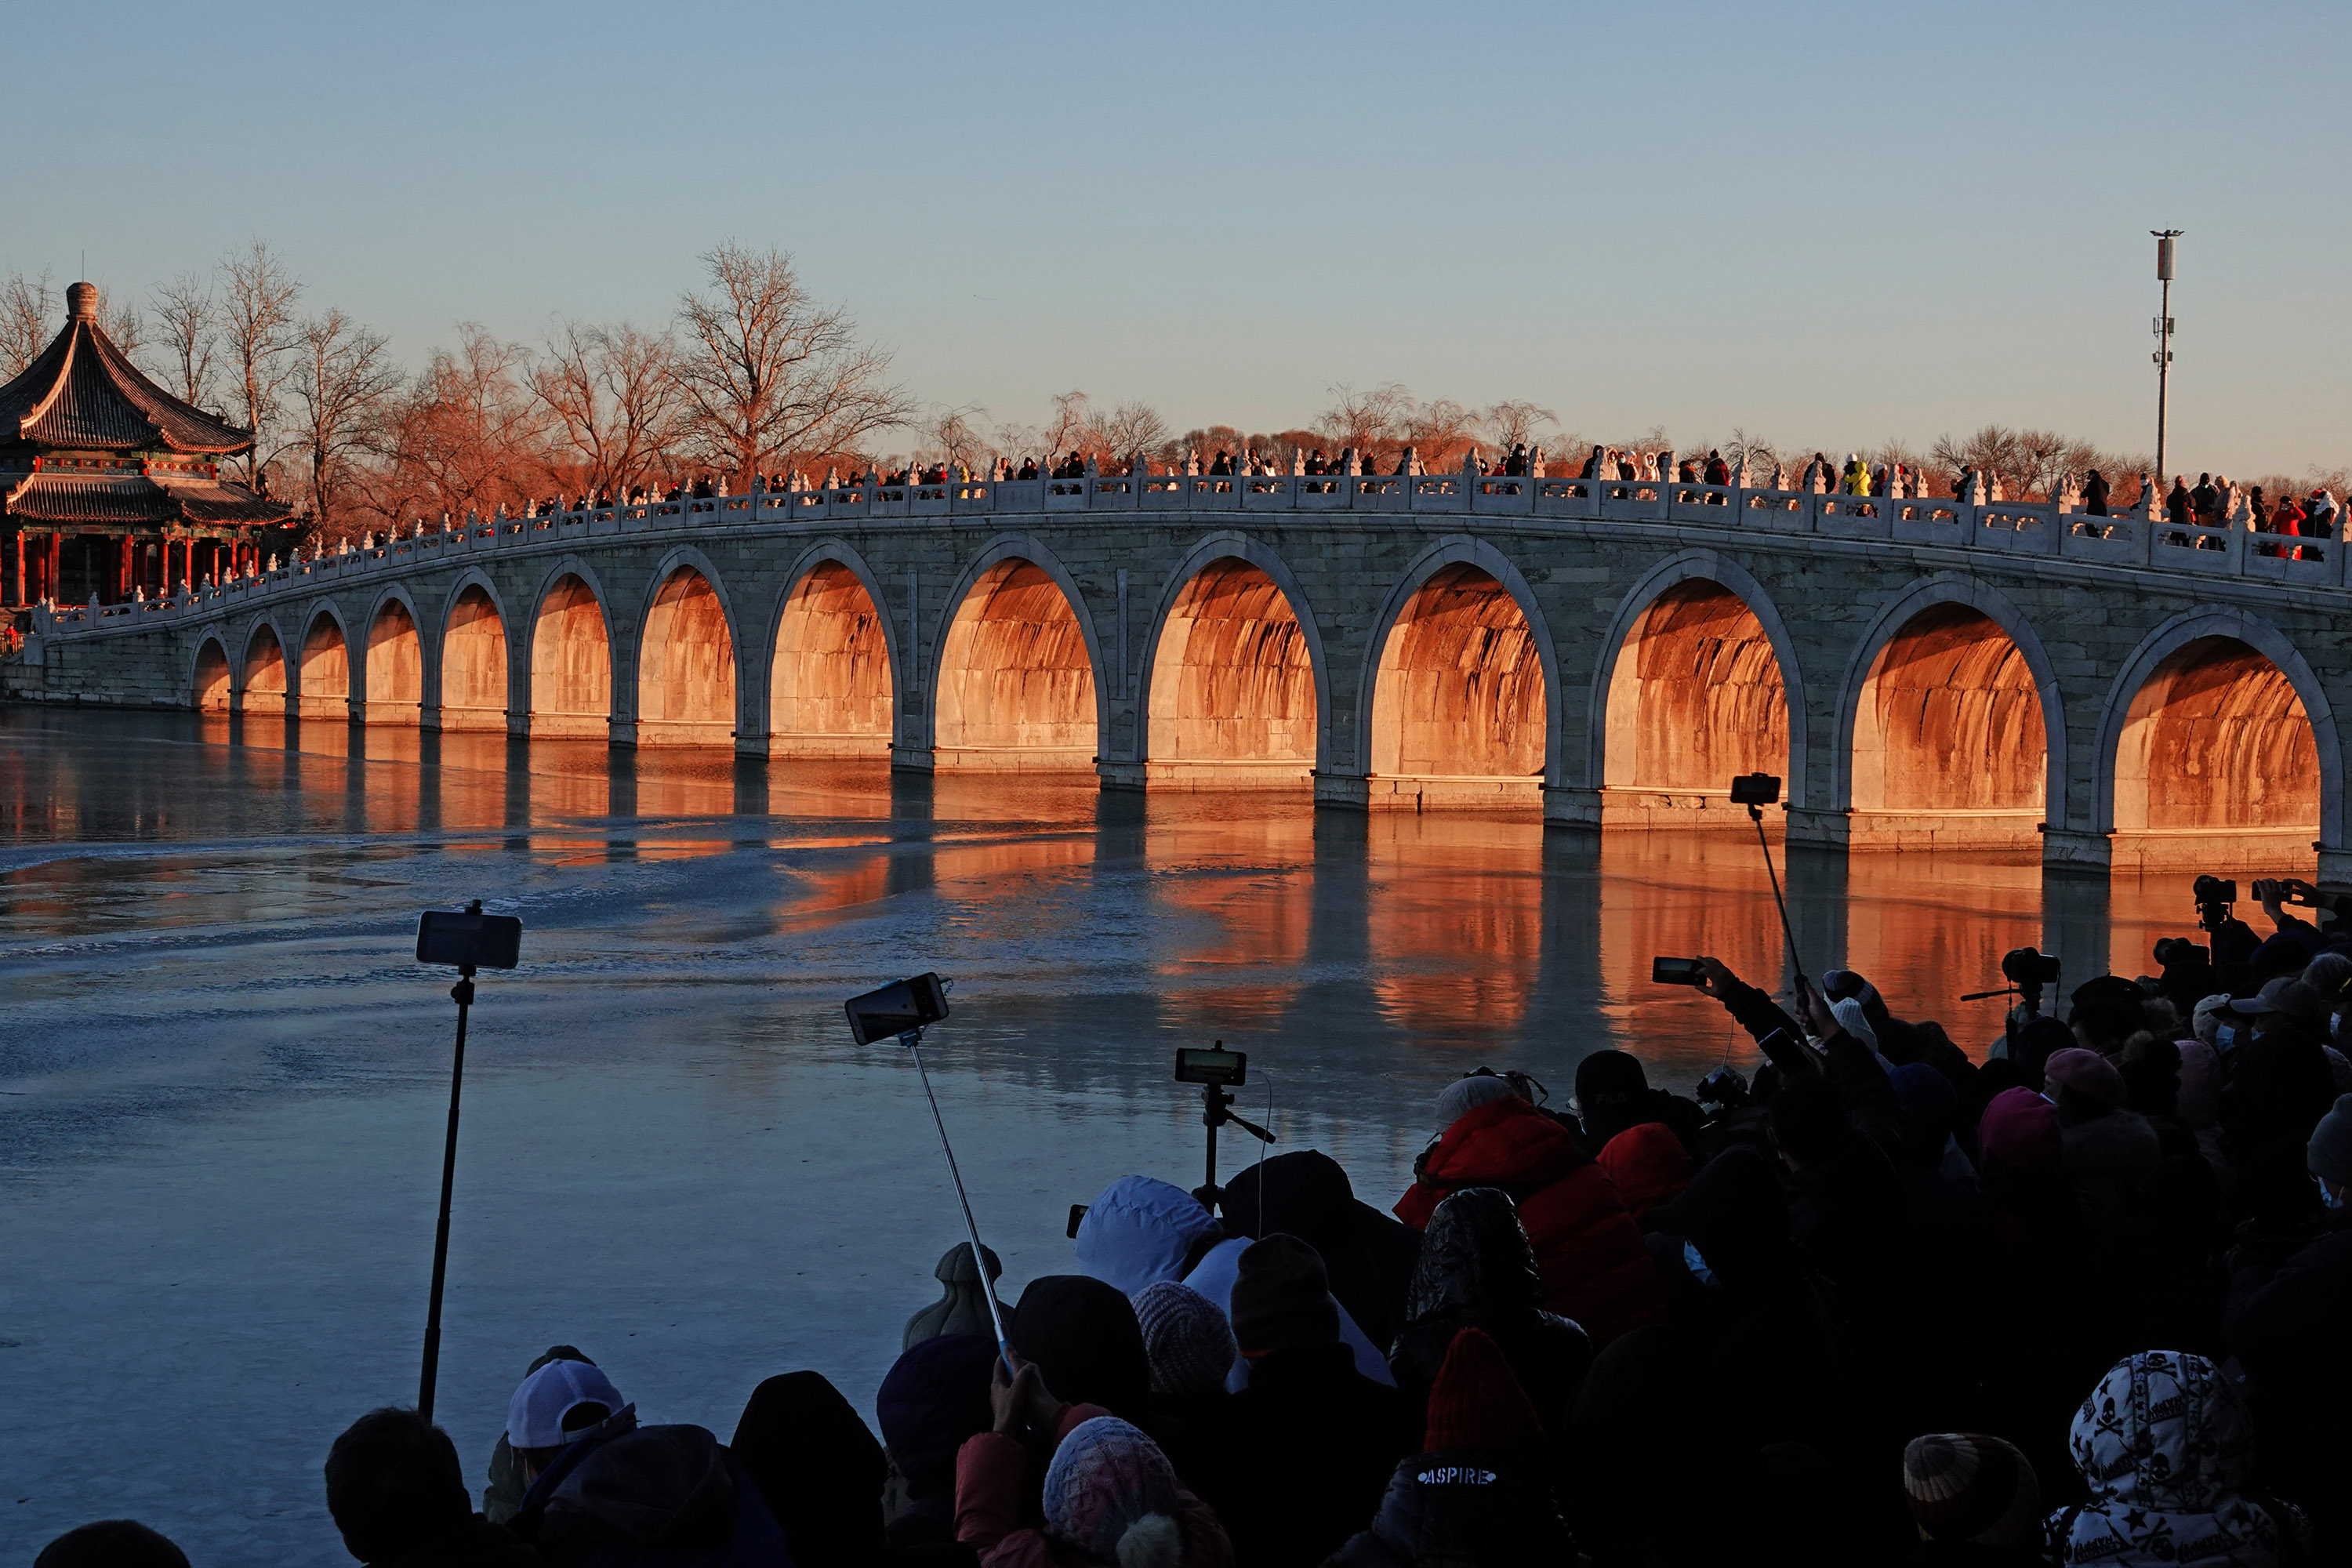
(13, 471, 2347, 877)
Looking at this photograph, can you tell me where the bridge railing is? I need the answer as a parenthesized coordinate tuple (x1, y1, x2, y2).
(22, 472, 2343, 642)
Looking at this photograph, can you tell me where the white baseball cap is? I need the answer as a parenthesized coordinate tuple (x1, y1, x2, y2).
(506, 1359, 628, 1449)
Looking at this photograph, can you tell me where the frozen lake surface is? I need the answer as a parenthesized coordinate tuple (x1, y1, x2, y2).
(0, 709, 2186, 1563)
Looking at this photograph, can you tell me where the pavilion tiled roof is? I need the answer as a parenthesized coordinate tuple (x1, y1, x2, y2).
(4, 470, 289, 528)
(0, 284, 257, 456)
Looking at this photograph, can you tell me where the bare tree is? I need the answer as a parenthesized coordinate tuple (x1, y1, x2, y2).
(1094, 400, 1168, 462)
(1721, 427, 1779, 482)
(103, 289, 145, 361)
(1480, 399, 1559, 452)
(1, 269, 56, 377)
(1315, 383, 1413, 457)
(534, 319, 681, 499)
(374, 324, 552, 523)
(148, 272, 220, 409)
(673, 241, 914, 486)
(217, 241, 304, 480)
(289, 308, 400, 540)
(916, 403, 989, 470)
(1404, 396, 1477, 465)
(1039, 390, 1094, 459)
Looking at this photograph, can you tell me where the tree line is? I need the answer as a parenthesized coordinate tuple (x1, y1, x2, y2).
(5, 247, 2343, 546)
(1, 242, 915, 545)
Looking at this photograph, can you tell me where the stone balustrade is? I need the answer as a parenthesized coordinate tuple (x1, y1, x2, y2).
(21, 474, 2343, 643)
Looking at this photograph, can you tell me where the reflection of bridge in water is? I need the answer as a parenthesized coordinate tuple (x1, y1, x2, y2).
(11, 470, 2346, 875)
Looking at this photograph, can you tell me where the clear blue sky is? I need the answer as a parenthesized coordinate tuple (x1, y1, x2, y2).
(10, 1, 2347, 474)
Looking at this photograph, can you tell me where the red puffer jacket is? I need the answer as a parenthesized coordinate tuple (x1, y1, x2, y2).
(1395, 1097, 1661, 1343)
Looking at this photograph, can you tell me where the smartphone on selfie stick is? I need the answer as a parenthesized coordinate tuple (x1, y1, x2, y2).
(1730, 773, 1813, 1012)
(845, 975, 1015, 1374)
(412, 901, 524, 1424)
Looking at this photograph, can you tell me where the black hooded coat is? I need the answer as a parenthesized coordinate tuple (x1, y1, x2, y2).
(1383, 1187, 1592, 1450)
(526, 1425, 788, 1568)
(1221, 1150, 1422, 1352)
(1323, 1450, 1574, 1568)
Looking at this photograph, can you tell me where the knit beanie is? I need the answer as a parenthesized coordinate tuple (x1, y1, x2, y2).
(1829, 997, 1879, 1054)
(1433, 1073, 1523, 1131)
(2309, 1093, 2352, 1185)
(2042, 1046, 2127, 1110)
(1040, 1417, 1185, 1568)
(1132, 1281, 1236, 1398)
(1229, 1234, 1338, 1354)
(1423, 1328, 1545, 1457)
(1901, 1432, 2042, 1550)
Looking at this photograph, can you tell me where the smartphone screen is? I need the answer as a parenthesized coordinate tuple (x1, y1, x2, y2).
(1651, 957, 1704, 985)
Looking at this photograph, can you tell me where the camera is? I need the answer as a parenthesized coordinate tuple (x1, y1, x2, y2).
(1651, 956, 1707, 986)
(416, 908, 522, 971)
(844, 972, 951, 1046)
(1696, 1065, 1750, 1112)
(2191, 875, 2241, 935)
(1729, 773, 1780, 807)
(2153, 936, 2209, 967)
(1174, 1046, 1247, 1086)
(2001, 947, 2060, 985)
(1965, 946, 2060, 1011)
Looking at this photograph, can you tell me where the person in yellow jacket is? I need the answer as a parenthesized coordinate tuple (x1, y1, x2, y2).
(1841, 454, 1871, 495)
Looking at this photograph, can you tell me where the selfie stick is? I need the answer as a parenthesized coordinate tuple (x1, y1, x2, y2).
(901, 1027, 1014, 1370)
(417, 902, 480, 1425)
(1747, 798, 1811, 1003)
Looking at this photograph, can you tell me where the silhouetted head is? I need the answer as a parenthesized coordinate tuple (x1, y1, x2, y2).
(324, 1407, 472, 1564)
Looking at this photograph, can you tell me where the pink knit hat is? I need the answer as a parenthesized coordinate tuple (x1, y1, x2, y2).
(2042, 1047, 2127, 1109)
(1041, 1417, 1182, 1560)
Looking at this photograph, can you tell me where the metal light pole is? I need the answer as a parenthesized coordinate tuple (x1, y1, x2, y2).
(2151, 230, 2180, 485)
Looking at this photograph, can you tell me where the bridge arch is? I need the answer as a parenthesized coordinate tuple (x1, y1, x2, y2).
(299, 601, 353, 720)
(191, 632, 231, 713)
(437, 571, 511, 731)
(1359, 536, 1558, 801)
(527, 558, 616, 739)
(1833, 577, 2060, 845)
(2097, 609, 2339, 866)
(240, 615, 292, 716)
(1590, 552, 1800, 822)
(766, 542, 898, 755)
(930, 535, 1104, 765)
(365, 587, 425, 725)
(1141, 532, 1326, 785)
(635, 546, 740, 746)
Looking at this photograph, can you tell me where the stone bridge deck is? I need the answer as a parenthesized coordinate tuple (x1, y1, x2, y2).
(9, 474, 2347, 877)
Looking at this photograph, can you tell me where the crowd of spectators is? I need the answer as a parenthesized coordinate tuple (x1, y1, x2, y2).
(43, 878, 2352, 1566)
(474, 452, 2343, 556)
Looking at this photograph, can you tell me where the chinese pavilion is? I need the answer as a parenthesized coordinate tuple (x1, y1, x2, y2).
(1, 281, 291, 608)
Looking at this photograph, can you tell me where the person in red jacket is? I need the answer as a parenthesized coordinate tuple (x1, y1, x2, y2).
(1395, 1087, 1662, 1343)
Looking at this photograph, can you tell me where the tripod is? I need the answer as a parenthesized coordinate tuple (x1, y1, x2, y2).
(1199, 1080, 1274, 1208)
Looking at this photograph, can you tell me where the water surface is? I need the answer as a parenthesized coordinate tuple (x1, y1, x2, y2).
(0, 709, 2189, 1563)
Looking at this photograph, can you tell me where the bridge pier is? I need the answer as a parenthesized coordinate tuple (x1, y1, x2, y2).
(1312, 771, 1370, 810)
(1541, 785, 1602, 829)
(1784, 807, 1851, 849)
(2039, 826, 2113, 874)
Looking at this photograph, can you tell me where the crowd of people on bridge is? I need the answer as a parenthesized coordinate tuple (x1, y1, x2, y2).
(45, 880, 2352, 1568)
(460, 452, 2345, 562)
